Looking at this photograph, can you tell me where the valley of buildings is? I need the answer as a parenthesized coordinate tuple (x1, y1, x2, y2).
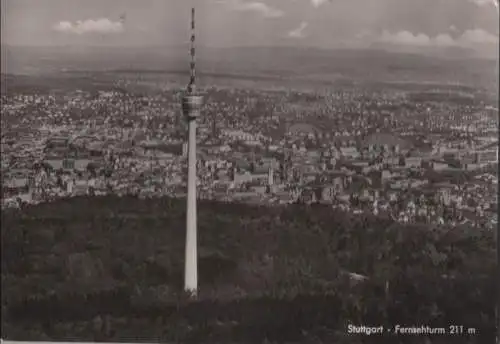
(1, 84, 498, 228)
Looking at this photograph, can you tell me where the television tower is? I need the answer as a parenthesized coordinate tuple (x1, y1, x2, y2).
(182, 7, 203, 297)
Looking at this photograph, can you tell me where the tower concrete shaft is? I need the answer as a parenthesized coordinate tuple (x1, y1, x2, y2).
(182, 7, 203, 297)
(184, 115, 198, 294)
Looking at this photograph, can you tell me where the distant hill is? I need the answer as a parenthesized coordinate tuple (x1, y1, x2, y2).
(367, 42, 498, 60)
(2, 45, 497, 88)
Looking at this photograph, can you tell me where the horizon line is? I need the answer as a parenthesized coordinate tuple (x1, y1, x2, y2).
(1, 43, 497, 61)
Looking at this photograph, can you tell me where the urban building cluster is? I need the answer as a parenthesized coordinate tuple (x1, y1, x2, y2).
(1, 83, 498, 228)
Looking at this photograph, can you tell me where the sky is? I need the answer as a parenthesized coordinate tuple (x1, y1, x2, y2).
(1, 0, 498, 54)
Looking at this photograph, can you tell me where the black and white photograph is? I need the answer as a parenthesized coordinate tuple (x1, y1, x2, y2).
(1, 0, 498, 343)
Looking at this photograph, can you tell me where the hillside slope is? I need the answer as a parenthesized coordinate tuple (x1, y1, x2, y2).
(1, 196, 496, 343)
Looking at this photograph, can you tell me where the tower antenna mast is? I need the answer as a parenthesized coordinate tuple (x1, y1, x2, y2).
(187, 7, 196, 95)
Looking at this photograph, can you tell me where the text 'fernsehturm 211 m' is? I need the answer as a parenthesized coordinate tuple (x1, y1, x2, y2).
(182, 7, 203, 297)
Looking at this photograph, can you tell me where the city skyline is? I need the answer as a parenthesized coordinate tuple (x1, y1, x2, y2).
(1, 0, 498, 56)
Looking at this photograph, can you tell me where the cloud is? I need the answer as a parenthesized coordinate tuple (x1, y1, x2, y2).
(53, 18, 124, 35)
(434, 33, 455, 46)
(288, 21, 309, 38)
(373, 29, 498, 47)
(355, 30, 372, 40)
(310, 0, 330, 8)
(458, 28, 499, 44)
(379, 30, 432, 46)
(468, 0, 499, 11)
(215, 0, 284, 18)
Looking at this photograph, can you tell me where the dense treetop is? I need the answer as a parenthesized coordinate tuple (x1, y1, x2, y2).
(1, 196, 496, 343)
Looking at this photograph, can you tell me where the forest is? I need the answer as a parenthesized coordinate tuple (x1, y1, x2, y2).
(1, 195, 496, 343)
